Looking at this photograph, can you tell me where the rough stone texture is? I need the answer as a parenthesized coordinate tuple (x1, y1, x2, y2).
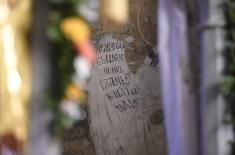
(88, 0, 167, 155)
(62, 121, 96, 155)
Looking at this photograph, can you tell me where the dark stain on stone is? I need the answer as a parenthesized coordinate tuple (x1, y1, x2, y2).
(125, 39, 147, 74)
(62, 121, 96, 155)
(149, 110, 164, 125)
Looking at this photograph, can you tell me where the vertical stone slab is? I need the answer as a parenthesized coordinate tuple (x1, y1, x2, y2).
(88, 0, 167, 154)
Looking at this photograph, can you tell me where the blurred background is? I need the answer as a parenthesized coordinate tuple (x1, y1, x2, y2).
(0, 0, 235, 155)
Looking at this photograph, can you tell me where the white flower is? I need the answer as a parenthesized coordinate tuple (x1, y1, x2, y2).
(74, 56, 92, 81)
(61, 99, 87, 120)
(76, 0, 99, 22)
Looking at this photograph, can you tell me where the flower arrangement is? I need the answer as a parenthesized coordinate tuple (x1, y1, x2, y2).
(46, 0, 98, 137)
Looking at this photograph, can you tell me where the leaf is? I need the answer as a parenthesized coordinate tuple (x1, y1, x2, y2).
(221, 75, 235, 94)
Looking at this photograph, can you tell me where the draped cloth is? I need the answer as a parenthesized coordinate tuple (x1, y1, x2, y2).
(158, 0, 199, 155)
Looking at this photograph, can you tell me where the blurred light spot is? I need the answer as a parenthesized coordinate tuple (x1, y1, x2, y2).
(0, 1, 9, 22)
(1, 25, 22, 94)
(103, 0, 129, 23)
(7, 69, 22, 94)
(2, 25, 17, 66)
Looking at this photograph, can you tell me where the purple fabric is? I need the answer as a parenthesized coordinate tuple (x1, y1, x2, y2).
(158, 0, 198, 155)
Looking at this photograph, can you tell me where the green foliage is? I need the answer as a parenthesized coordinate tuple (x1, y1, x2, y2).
(222, 76, 235, 96)
(224, 0, 235, 154)
(46, 0, 82, 138)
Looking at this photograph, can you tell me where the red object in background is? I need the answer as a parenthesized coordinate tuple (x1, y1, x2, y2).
(75, 40, 96, 64)
(0, 133, 19, 155)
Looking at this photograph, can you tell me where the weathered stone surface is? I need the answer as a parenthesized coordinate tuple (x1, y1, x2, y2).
(88, 0, 167, 154)
(62, 121, 96, 155)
